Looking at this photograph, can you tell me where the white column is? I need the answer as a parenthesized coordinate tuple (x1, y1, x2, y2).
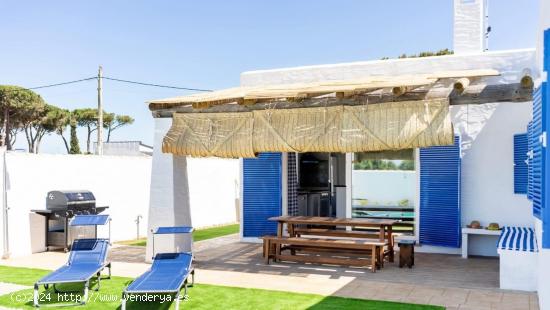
(537, 2, 550, 309)
(453, 0, 487, 54)
(146, 118, 192, 262)
(537, 0, 550, 77)
(282, 153, 288, 216)
(461, 232, 468, 258)
(345, 153, 353, 231)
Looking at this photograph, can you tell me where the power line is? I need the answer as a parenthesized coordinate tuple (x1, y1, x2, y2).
(4, 77, 97, 92)
(102, 76, 212, 92)
(2, 75, 213, 93)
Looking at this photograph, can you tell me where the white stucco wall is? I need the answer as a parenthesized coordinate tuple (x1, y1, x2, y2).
(535, 218, 550, 309)
(452, 102, 533, 256)
(1, 152, 152, 258)
(241, 49, 537, 87)
(187, 157, 239, 228)
(0, 137, 239, 258)
(352, 170, 415, 206)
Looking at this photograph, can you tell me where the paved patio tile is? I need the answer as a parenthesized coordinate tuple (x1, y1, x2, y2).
(500, 292, 531, 308)
(369, 292, 404, 303)
(458, 305, 491, 310)
(491, 302, 532, 310)
(428, 295, 463, 308)
(0, 238, 540, 310)
(0, 282, 30, 295)
(401, 295, 434, 306)
(467, 290, 503, 304)
(411, 285, 446, 295)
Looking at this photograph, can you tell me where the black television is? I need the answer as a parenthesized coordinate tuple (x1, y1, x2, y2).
(299, 154, 329, 190)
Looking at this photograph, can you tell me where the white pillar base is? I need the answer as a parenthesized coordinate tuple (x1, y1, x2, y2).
(146, 118, 193, 262)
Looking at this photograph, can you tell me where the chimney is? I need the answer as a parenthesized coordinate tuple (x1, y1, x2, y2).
(453, 0, 488, 54)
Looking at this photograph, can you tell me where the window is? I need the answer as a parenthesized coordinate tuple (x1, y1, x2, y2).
(351, 150, 415, 235)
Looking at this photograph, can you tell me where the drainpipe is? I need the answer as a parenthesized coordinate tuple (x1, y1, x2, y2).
(2, 148, 9, 259)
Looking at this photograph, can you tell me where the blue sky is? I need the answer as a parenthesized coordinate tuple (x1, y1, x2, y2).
(0, 0, 539, 153)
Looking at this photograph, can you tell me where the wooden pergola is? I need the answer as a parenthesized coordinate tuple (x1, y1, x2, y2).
(149, 69, 533, 118)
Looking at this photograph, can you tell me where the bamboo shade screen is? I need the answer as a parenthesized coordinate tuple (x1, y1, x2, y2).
(163, 98, 453, 158)
(162, 112, 255, 158)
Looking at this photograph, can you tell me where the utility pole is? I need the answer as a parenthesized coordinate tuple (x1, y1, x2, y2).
(97, 66, 104, 155)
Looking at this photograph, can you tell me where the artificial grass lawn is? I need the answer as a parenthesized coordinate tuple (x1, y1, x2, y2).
(0, 266, 443, 309)
(193, 223, 240, 242)
(117, 224, 240, 246)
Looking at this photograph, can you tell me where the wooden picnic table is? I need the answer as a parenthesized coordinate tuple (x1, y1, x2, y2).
(268, 216, 400, 263)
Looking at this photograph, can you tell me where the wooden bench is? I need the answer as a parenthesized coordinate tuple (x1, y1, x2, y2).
(264, 236, 387, 272)
(293, 228, 395, 262)
(261, 235, 276, 260)
(294, 228, 380, 239)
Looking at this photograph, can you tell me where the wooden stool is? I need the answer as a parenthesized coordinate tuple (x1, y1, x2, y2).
(398, 239, 416, 268)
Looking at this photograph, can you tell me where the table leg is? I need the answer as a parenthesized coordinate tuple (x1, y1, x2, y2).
(288, 223, 295, 237)
(288, 223, 296, 255)
(370, 245, 378, 272)
(378, 226, 385, 241)
(387, 225, 394, 263)
(264, 239, 270, 264)
(276, 222, 283, 261)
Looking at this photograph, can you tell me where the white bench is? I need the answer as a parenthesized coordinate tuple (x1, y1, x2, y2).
(497, 226, 538, 291)
(461, 227, 500, 258)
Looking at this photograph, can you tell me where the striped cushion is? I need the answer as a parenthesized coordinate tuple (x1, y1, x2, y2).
(497, 226, 539, 252)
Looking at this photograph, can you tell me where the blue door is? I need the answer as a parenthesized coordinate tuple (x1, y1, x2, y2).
(242, 153, 282, 238)
(419, 136, 461, 248)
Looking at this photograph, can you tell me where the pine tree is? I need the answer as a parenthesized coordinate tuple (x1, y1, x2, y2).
(69, 123, 80, 154)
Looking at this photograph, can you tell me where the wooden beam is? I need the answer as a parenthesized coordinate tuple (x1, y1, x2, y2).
(336, 91, 356, 99)
(521, 75, 534, 88)
(236, 98, 257, 106)
(453, 78, 471, 94)
(151, 83, 532, 117)
(392, 86, 414, 97)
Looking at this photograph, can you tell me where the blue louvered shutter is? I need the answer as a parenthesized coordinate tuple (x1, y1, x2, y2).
(513, 133, 528, 194)
(528, 122, 534, 200)
(532, 86, 544, 219)
(419, 136, 461, 248)
(242, 153, 282, 237)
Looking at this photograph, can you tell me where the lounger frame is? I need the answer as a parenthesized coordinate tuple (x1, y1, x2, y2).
(33, 262, 111, 307)
(121, 268, 194, 310)
(33, 215, 112, 308)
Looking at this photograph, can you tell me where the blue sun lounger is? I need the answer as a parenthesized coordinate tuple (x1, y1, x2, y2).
(122, 226, 194, 310)
(33, 215, 112, 307)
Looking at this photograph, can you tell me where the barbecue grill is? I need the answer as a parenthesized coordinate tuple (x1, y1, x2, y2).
(31, 190, 108, 251)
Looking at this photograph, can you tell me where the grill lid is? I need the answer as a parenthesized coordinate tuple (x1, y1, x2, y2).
(46, 190, 96, 210)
